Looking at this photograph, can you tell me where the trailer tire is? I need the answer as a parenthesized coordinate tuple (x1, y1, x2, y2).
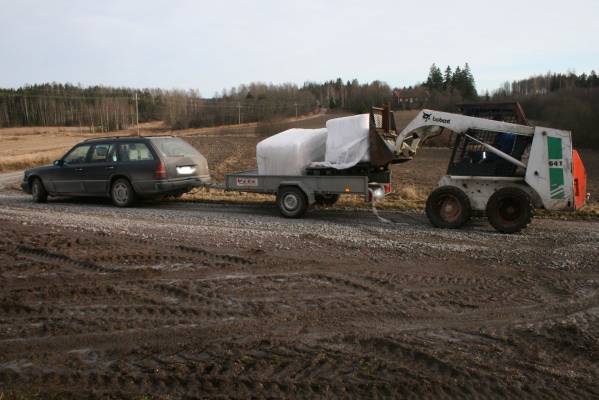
(277, 186, 308, 218)
(426, 186, 471, 229)
(315, 194, 339, 206)
(486, 187, 533, 234)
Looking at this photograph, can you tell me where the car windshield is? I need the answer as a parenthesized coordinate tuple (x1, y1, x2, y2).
(151, 138, 200, 158)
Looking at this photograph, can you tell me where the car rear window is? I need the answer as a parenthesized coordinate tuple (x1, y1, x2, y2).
(151, 138, 200, 158)
(119, 143, 154, 161)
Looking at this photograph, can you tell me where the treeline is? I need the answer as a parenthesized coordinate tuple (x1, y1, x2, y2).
(303, 79, 393, 114)
(0, 83, 318, 131)
(0, 84, 165, 131)
(0, 79, 399, 130)
(492, 70, 599, 148)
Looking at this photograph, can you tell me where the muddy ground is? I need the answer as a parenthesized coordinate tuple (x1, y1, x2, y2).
(1, 112, 599, 398)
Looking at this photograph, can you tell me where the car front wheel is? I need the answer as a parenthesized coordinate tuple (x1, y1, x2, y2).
(31, 178, 48, 203)
(111, 178, 135, 207)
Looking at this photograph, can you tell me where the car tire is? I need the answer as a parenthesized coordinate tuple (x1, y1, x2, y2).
(31, 178, 48, 203)
(425, 186, 471, 229)
(315, 193, 339, 206)
(486, 187, 534, 234)
(277, 186, 308, 218)
(111, 178, 135, 207)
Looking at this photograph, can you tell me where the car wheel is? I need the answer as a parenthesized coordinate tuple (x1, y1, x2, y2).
(315, 193, 339, 206)
(111, 178, 135, 207)
(277, 186, 308, 218)
(31, 178, 48, 203)
(425, 186, 471, 229)
(486, 187, 534, 234)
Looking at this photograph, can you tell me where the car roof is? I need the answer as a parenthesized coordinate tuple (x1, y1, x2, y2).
(83, 135, 175, 143)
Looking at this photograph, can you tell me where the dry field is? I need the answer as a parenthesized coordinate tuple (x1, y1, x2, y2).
(1, 110, 597, 216)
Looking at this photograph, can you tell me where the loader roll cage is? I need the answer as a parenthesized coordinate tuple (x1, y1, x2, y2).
(388, 109, 536, 178)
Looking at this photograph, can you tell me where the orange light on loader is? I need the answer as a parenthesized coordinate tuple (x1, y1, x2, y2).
(572, 150, 587, 210)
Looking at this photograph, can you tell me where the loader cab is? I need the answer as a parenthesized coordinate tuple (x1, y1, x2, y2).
(447, 129, 532, 177)
(447, 102, 533, 178)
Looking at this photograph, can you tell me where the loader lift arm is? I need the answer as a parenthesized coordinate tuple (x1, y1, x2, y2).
(390, 109, 535, 165)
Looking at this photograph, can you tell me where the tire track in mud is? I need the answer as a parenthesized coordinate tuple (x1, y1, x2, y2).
(2, 210, 599, 397)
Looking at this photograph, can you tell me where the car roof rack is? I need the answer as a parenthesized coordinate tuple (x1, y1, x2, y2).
(84, 135, 174, 142)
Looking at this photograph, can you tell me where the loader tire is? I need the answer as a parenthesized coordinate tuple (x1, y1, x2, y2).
(277, 186, 308, 218)
(426, 186, 471, 229)
(486, 187, 533, 234)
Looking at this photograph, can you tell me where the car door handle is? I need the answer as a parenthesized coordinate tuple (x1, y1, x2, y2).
(106, 166, 116, 170)
(75, 168, 84, 172)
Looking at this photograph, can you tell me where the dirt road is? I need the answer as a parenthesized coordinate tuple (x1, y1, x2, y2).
(1, 183, 599, 398)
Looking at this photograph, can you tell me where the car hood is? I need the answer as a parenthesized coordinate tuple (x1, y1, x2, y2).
(25, 165, 56, 176)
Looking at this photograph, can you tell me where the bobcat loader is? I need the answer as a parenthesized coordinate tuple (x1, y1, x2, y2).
(371, 107, 588, 233)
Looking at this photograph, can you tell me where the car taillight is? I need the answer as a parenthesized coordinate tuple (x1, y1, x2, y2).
(155, 162, 167, 180)
(384, 183, 392, 194)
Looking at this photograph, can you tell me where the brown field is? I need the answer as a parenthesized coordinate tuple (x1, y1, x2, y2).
(1, 109, 598, 216)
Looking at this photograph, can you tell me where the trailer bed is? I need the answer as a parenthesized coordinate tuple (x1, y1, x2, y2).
(225, 170, 369, 200)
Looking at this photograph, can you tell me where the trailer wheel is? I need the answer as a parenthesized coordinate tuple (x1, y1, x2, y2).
(315, 194, 339, 206)
(277, 186, 308, 218)
(426, 186, 471, 229)
(486, 187, 534, 234)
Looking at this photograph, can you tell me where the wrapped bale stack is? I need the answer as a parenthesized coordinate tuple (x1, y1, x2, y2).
(256, 128, 328, 175)
(319, 114, 370, 170)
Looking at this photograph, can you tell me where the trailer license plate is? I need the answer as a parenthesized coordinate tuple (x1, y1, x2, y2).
(236, 177, 258, 187)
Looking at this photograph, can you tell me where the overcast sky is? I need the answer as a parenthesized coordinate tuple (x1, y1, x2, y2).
(1, 0, 598, 96)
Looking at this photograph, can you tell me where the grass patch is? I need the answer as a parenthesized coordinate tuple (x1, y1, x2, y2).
(0, 157, 52, 172)
(178, 184, 426, 211)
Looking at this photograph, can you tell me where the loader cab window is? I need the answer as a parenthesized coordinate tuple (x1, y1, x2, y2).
(447, 129, 531, 177)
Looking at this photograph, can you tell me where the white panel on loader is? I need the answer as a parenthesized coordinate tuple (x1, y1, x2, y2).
(256, 128, 327, 176)
(525, 127, 573, 210)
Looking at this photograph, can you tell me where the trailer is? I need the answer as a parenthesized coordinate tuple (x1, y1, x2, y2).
(218, 107, 401, 218)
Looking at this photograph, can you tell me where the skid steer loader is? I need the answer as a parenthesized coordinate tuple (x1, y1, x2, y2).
(372, 106, 588, 233)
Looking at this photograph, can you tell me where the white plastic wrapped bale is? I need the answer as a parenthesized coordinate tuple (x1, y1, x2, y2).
(322, 114, 370, 169)
(256, 128, 327, 175)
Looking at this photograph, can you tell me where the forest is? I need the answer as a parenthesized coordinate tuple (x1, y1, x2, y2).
(1, 66, 597, 147)
(491, 71, 599, 148)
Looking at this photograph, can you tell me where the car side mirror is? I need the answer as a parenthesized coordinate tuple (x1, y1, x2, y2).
(53, 159, 63, 166)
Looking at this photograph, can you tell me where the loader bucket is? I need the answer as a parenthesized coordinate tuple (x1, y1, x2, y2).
(572, 149, 587, 209)
(368, 105, 397, 167)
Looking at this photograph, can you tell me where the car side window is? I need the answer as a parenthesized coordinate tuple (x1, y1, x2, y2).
(63, 145, 91, 165)
(119, 143, 154, 162)
(89, 144, 116, 163)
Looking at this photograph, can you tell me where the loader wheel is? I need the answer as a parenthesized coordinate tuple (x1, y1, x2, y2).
(277, 186, 308, 218)
(486, 187, 533, 234)
(426, 186, 471, 229)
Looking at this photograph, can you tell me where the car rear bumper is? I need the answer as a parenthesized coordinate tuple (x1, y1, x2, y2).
(134, 175, 211, 195)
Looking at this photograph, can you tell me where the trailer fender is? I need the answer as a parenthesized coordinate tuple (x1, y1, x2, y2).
(279, 181, 315, 205)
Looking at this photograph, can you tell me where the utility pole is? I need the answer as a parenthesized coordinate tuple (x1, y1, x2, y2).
(237, 102, 241, 124)
(294, 103, 298, 119)
(135, 93, 140, 136)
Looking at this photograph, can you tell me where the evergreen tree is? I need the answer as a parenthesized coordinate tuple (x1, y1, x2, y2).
(426, 64, 444, 91)
(443, 66, 452, 90)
